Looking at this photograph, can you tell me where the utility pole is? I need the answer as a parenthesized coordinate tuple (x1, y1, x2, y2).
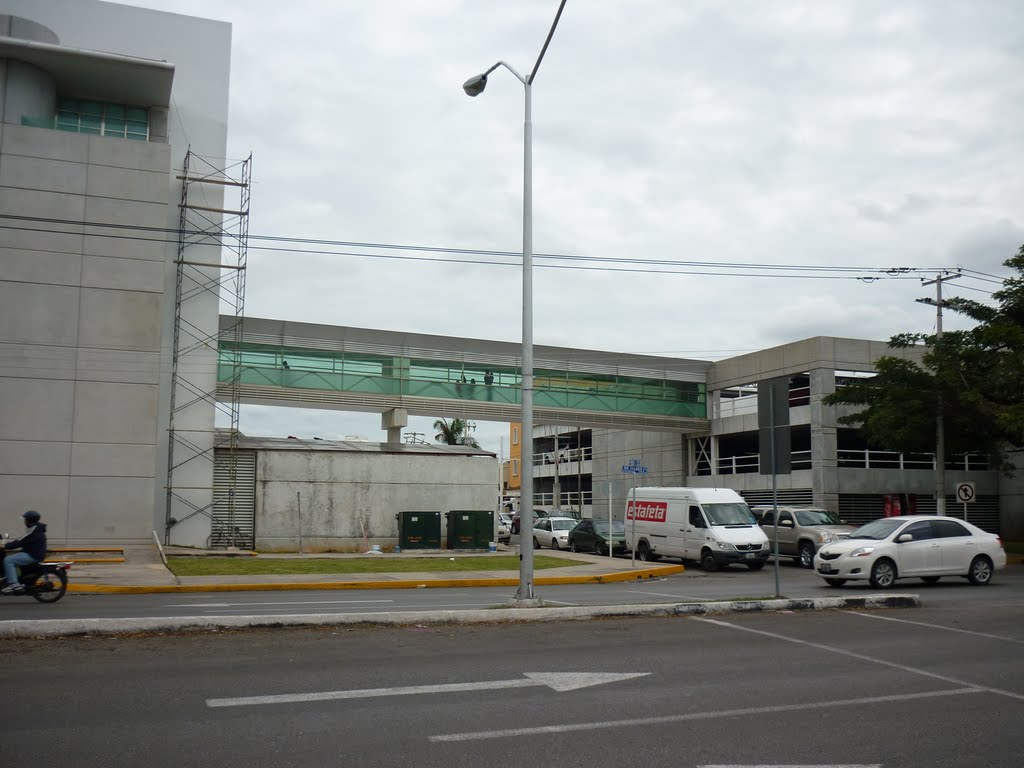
(917, 270, 961, 516)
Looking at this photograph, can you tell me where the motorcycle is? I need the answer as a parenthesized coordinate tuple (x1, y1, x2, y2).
(0, 540, 71, 604)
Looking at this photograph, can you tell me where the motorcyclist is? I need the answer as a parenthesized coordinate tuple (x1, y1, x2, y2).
(2, 511, 47, 594)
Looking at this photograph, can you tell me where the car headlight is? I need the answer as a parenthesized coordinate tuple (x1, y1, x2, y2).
(818, 531, 836, 544)
(849, 546, 876, 558)
(718, 542, 736, 551)
(762, 541, 770, 550)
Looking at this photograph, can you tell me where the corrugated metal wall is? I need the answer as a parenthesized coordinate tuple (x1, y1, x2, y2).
(838, 494, 1001, 533)
(212, 449, 256, 548)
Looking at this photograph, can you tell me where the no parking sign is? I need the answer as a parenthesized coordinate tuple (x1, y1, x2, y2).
(956, 482, 975, 523)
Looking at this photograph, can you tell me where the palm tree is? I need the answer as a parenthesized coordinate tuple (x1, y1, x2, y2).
(433, 418, 479, 448)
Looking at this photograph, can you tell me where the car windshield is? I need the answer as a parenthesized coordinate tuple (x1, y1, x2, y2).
(795, 509, 844, 526)
(593, 521, 626, 535)
(848, 518, 905, 540)
(703, 503, 756, 526)
(550, 519, 576, 531)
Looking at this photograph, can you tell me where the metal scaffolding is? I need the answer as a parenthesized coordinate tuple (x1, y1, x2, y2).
(165, 149, 252, 548)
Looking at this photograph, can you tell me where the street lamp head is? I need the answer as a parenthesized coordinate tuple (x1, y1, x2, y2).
(462, 73, 488, 97)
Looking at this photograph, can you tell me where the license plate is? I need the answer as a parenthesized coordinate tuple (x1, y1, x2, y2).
(818, 565, 836, 574)
(745, 552, 756, 560)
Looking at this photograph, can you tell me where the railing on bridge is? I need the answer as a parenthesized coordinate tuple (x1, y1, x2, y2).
(218, 344, 706, 420)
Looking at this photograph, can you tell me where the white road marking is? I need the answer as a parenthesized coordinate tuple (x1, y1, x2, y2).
(623, 589, 703, 599)
(207, 671, 649, 708)
(696, 618, 1024, 701)
(701, 765, 881, 767)
(165, 599, 394, 608)
(844, 610, 1024, 644)
(430, 687, 979, 742)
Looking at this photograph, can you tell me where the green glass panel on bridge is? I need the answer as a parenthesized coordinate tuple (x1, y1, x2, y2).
(218, 343, 705, 419)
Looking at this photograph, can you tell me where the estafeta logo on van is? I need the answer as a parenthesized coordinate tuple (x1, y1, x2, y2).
(626, 501, 667, 523)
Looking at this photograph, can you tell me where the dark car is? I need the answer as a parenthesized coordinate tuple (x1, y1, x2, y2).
(568, 519, 629, 556)
(510, 508, 549, 535)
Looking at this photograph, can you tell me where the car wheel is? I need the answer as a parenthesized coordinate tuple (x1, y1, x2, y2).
(921, 576, 941, 584)
(569, 540, 578, 553)
(747, 562, 765, 571)
(798, 541, 815, 569)
(967, 555, 994, 585)
(700, 549, 719, 572)
(869, 558, 897, 588)
(533, 537, 540, 549)
(825, 578, 846, 587)
(551, 539, 560, 550)
(637, 541, 652, 562)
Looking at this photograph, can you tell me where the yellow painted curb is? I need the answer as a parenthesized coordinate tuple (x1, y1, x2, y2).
(46, 557, 126, 564)
(66, 564, 683, 594)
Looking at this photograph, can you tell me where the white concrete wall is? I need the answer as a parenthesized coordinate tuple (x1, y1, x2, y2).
(0, 1, 231, 545)
(254, 451, 499, 552)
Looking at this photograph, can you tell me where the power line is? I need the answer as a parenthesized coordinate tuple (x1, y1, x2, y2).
(0, 213, 1006, 283)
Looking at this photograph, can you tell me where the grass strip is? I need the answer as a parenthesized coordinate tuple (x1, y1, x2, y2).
(167, 554, 587, 577)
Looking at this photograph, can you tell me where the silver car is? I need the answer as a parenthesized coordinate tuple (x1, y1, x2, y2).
(531, 516, 578, 550)
(754, 506, 856, 568)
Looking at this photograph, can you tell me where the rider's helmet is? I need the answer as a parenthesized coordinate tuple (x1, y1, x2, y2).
(22, 510, 40, 527)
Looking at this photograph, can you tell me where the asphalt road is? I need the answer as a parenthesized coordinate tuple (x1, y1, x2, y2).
(2, 598, 1022, 768)
(2, 560, 1022, 621)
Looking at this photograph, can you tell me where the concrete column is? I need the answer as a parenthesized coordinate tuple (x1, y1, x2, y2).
(381, 408, 407, 445)
(809, 367, 839, 511)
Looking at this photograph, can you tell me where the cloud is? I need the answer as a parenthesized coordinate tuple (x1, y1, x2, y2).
(121, 0, 1024, 451)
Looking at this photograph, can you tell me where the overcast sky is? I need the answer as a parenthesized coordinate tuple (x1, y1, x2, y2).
(122, 0, 1024, 454)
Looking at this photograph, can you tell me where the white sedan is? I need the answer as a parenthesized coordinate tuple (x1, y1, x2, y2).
(814, 515, 1007, 588)
(531, 517, 578, 550)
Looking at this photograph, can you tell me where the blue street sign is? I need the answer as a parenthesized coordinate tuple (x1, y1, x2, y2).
(621, 459, 648, 475)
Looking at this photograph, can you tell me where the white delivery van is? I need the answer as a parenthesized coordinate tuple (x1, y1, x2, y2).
(625, 487, 769, 571)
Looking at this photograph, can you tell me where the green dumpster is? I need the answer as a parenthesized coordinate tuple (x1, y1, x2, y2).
(397, 511, 442, 550)
(446, 510, 494, 550)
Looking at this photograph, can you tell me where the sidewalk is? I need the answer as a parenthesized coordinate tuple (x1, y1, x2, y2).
(65, 544, 685, 594)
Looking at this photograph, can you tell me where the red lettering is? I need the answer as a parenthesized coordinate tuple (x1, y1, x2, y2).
(626, 501, 667, 523)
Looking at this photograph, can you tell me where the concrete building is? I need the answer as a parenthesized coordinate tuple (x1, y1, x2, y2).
(223, 433, 497, 552)
(0, 1, 230, 545)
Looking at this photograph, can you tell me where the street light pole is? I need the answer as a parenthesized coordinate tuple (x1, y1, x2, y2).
(463, 0, 566, 605)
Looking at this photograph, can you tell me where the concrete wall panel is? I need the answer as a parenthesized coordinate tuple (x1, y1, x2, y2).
(0, 440, 71, 476)
(0, 344, 76, 381)
(0, 475, 70, 540)
(0, 121, 88, 163)
(0, 153, 88, 195)
(71, 442, 156, 477)
(83, 195, 167, 233)
(86, 164, 170, 204)
(0, 282, 80, 346)
(81, 254, 164, 293)
(83, 233, 167, 262)
(0, 377, 75, 441)
(77, 288, 162, 349)
(71, 381, 158, 444)
(75, 349, 161, 386)
(87, 133, 171, 173)
(0, 247, 81, 286)
(67, 476, 154, 539)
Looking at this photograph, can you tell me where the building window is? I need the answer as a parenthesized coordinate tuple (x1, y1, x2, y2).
(512, 427, 519, 445)
(512, 459, 519, 477)
(54, 98, 149, 140)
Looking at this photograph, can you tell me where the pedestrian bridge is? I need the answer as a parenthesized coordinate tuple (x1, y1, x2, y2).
(216, 316, 711, 433)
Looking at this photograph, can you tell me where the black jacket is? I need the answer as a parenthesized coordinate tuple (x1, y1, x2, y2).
(5, 522, 47, 562)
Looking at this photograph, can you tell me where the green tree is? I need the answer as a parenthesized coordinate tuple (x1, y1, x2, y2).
(825, 245, 1024, 475)
(433, 418, 479, 448)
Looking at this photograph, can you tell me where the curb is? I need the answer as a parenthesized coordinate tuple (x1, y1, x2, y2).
(65, 564, 685, 594)
(0, 594, 920, 638)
